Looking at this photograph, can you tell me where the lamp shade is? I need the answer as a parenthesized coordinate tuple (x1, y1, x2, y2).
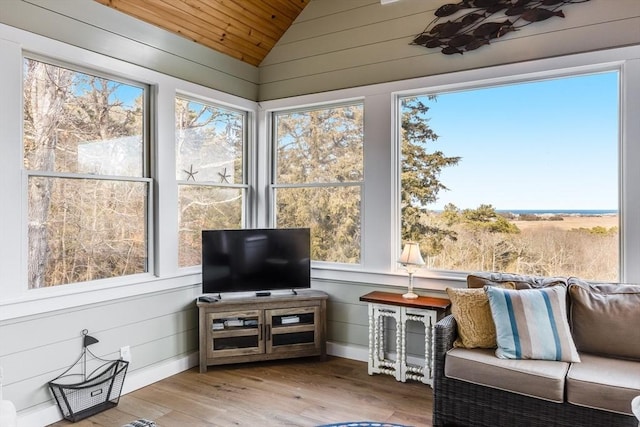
(399, 242, 425, 266)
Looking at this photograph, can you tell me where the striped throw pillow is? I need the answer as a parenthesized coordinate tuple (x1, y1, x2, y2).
(485, 285, 580, 362)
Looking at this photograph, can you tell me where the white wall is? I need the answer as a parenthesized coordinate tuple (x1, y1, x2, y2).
(259, 0, 640, 100)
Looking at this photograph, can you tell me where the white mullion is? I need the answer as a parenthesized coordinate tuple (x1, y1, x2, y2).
(26, 170, 151, 183)
(620, 59, 640, 283)
(0, 38, 24, 299)
(272, 182, 362, 189)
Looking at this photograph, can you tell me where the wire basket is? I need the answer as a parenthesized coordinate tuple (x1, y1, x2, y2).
(48, 330, 129, 422)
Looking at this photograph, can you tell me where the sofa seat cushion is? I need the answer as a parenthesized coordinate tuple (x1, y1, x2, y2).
(445, 347, 569, 402)
(567, 353, 640, 415)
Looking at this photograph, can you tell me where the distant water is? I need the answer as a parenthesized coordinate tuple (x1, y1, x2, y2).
(498, 209, 618, 215)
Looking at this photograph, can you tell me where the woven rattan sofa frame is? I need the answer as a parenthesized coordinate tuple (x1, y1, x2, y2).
(433, 314, 637, 427)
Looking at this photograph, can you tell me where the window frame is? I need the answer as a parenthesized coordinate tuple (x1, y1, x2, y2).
(270, 100, 365, 267)
(22, 54, 154, 289)
(391, 60, 629, 285)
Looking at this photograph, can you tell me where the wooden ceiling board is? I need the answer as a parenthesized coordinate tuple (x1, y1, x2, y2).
(206, 0, 287, 41)
(166, 5, 270, 60)
(181, 0, 280, 44)
(94, 0, 309, 66)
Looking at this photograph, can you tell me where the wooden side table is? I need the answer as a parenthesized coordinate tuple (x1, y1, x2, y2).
(360, 291, 450, 386)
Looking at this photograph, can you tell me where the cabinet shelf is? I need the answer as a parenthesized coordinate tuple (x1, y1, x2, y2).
(197, 290, 328, 372)
(212, 328, 259, 338)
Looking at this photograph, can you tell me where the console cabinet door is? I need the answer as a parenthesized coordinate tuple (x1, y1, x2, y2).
(265, 306, 320, 355)
(206, 310, 264, 358)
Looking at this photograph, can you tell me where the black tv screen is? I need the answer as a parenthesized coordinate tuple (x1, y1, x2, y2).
(202, 228, 311, 294)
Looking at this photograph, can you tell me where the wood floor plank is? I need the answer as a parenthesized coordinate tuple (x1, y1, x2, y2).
(47, 356, 433, 426)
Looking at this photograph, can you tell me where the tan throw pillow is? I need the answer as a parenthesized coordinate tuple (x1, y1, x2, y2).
(446, 282, 515, 349)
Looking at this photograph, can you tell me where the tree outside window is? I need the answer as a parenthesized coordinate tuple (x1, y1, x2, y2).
(273, 103, 364, 263)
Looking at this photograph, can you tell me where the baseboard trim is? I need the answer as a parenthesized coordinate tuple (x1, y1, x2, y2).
(18, 342, 383, 426)
(121, 352, 199, 395)
(327, 341, 368, 362)
(326, 341, 425, 367)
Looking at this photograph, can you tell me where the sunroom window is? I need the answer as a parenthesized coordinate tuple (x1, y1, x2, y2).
(272, 102, 364, 264)
(175, 96, 248, 267)
(399, 72, 619, 281)
(23, 57, 150, 288)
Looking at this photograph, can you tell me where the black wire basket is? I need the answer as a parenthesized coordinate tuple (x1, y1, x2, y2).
(48, 330, 129, 422)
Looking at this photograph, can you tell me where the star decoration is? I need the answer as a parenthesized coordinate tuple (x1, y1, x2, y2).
(183, 164, 198, 181)
(218, 167, 231, 183)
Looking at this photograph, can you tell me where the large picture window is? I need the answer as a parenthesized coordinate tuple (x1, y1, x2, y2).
(400, 72, 619, 281)
(23, 58, 149, 288)
(175, 97, 247, 267)
(273, 103, 364, 263)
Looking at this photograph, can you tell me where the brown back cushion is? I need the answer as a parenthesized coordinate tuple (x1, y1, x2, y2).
(467, 272, 567, 290)
(568, 277, 640, 360)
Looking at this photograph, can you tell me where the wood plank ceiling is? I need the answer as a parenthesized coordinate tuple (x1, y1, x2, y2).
(94, 0, 309, 66)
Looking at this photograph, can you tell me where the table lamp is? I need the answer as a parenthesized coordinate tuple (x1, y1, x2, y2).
(398, 242, 425, 299)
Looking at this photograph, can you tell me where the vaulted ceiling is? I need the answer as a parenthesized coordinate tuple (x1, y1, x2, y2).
(94, 0, 309, 66)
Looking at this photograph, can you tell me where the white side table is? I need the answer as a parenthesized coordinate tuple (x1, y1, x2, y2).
(360, 291, 450, 386)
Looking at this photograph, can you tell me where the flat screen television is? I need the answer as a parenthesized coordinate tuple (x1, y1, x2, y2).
(202, 228, 311, 295)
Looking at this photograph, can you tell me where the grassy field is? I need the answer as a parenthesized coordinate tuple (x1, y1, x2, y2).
(512, 215, 618, 231)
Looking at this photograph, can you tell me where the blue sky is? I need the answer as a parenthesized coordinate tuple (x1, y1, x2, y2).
(416, 71, 619, 211)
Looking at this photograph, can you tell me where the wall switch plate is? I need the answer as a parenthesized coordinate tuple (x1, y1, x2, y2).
(120, 345, 131, 363)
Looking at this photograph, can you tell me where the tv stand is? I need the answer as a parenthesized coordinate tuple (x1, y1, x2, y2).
(197, 289, 328, 372)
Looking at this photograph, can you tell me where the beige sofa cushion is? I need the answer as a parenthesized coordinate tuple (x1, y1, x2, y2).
(446, 283, 515, 349)
(467, 272, 567, 290)
(568, 278, 640, 360)
(567, 353, 640, 415)
(445, 347, 569, 402)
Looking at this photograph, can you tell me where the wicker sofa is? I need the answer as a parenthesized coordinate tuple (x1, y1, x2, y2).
(433, 273, 640, 427)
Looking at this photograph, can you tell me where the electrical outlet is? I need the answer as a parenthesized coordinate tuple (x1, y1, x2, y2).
(120, 345, 131, 363)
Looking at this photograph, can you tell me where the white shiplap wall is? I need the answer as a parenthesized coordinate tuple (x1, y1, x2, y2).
(259, 0, 640, 100)
(0, 285, 201, 413)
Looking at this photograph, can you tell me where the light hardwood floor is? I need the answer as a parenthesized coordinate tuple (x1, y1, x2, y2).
(47, 356, 433, 426)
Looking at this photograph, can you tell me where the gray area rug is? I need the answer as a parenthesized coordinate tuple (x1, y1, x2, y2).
(122, 420, 156, 427)
(317, 423, 412, 427)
